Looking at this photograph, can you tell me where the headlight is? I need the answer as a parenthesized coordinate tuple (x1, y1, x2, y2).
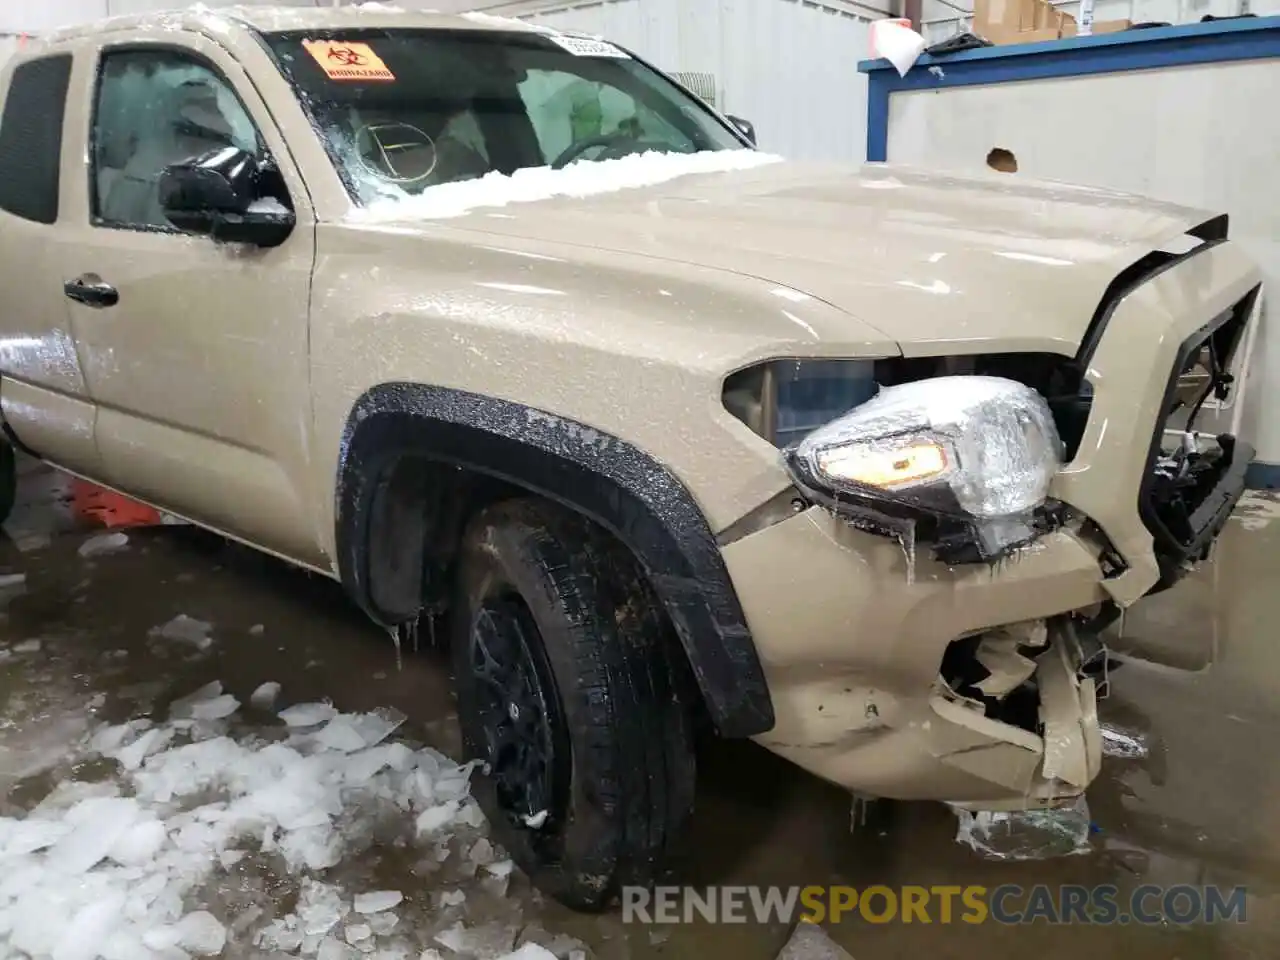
(785, 376, 1064, 557)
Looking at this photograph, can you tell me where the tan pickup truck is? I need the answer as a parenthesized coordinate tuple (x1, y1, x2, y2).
(0, 5, 1259, 909)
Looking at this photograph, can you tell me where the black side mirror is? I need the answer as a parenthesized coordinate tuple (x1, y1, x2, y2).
(726, 115, 757, 146)
(159, 146, 295, 248)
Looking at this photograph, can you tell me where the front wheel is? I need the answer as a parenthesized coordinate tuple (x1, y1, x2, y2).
(450, 499, 695, 910)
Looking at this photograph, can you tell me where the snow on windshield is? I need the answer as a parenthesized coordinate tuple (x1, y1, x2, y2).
(348, 148, 784, 222)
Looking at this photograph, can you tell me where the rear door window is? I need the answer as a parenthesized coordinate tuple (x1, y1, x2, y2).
(0, 53, 73, 225)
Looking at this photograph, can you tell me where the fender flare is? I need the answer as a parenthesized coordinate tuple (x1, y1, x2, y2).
(335, 383, 775, 738)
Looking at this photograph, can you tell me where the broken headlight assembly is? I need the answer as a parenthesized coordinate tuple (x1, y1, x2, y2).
(784, 376, 1066, 561)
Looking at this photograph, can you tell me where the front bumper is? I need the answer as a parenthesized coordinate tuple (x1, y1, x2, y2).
(722, 508, 1107, 806)
(719, 239, 1262, 807)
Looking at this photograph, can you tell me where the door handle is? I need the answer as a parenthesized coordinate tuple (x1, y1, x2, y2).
(64, 274, 119, 309)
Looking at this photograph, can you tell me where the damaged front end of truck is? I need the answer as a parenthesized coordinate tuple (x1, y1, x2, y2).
(719, 234, 1260, 815)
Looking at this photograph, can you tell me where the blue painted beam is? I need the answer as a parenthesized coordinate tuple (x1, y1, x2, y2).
(858, 16, 1280, 162)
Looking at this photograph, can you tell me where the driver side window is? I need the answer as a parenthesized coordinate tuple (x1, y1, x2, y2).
(517, 70, 692, 164)
(92, 49, 262, 231)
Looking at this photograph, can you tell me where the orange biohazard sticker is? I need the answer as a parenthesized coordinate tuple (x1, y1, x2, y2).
(303, 40, 396, 82)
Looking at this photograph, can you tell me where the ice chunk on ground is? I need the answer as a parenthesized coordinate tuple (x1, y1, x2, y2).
(51, 890, 127, 960)
(90, 720, 150, 756)
(517, 926, 588, 959)
(107, 818, 167, 865)
(46, 797, 143, 874)
(497, 948, 559, 960)
(297, 879, 346, 936)
(467, 838, 495, 865)
(172, 681, 224, 708)
(434, 921, 519, 958)
(279, 702, 339, 728)
(78, 532, 130, 557)
(345, 923, 373, 943)
(480, 872, 511, 899)
(415, 801, 460, 835)
(455, 800, 487, 828)
(190, 694, 240, 721)
(351, 708, 406, 749)
(173, 911, 227, 955)
(319, 935, 359, 960)
(149, 614, 214, 649)
(439, 890, 466, 908)
(0, 572, 26, 589)
(2, 819, 71, 857)
(522, 810, 549, 829)
(953, 795, 1093, 861)
(114, 726, 175, 771)
(257, 918, 305, 953)
(353, 890, 402, 914)
(248, 623, 266, 636)
(13, 639, 41, 653)
(250, 681, 281, 707)
(317, 716, 370, 753)
(366, 913, 399, 935)
(485, 859, 515, 878)
(0, 699, 482, 960)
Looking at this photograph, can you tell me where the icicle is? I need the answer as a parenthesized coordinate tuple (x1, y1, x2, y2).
(898, 519, 917, 586)
(387, 626, 403, 672)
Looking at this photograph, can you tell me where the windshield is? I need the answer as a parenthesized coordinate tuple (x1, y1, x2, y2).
(262, 28, 747, 204)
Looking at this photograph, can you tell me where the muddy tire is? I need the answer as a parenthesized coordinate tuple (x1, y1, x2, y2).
(0, 439, 15, 527)
(450, 498, 695, 910)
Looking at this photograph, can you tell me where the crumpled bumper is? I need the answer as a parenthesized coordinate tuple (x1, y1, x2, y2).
(721, 507, 1106, 806)
(718, 238, 1262, 807)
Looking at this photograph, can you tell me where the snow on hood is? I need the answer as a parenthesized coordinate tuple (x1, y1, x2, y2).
(348, 149, 784, 222)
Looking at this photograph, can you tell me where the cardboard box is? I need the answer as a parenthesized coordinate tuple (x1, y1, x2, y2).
(973, 0, 1063, 44)
(974, 0, 1133, 45)
(1060, 17, 1133, 38)
(1090, 18, 1134, 34)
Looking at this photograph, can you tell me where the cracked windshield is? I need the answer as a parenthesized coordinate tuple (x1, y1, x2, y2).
(263, 29, 745, 203)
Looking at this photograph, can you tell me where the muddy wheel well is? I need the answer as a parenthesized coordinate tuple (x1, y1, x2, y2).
(334, 385, 775, 738)
(363, 453, 711, 727)
(362, 453, 513, 620)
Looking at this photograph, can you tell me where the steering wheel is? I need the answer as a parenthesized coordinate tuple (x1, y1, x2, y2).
(354, 121, 438, 185)
(550, 132, 645, 170)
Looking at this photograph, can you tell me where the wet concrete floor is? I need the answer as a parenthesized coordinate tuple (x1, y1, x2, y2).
(2, 455, 1280, 959)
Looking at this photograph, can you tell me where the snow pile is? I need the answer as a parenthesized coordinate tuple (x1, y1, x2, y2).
(148, 614, 214, 650)
(349, 149, 783, 222)
(0, 683, 494, 960)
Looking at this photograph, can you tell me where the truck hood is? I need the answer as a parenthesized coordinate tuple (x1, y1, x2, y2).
(404, 161, 1218, 356)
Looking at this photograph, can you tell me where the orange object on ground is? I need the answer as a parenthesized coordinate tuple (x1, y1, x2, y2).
(71, 479, 163, 528)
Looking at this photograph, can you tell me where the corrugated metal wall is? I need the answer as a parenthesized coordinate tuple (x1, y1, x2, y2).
(484, 0, 879, 161)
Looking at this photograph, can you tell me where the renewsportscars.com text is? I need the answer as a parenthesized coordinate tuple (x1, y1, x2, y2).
(621, 884, 1248, 926)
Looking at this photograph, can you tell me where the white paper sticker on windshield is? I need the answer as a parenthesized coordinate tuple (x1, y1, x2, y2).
(549, 35, 629, 58)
